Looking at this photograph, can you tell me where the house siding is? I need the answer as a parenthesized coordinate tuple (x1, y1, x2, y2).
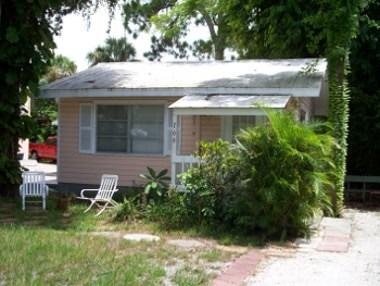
(58, 99, 170, 186)
(59, 98, 229, 186)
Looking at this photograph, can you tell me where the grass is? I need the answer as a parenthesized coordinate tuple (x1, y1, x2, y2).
(0, 199, 240, 285)
(173, 266, 209, 286)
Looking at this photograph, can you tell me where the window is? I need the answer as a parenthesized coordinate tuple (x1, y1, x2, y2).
(232, 116, 256, 135)
(222, 115, 266, 142)
(96, 105, 164, 154)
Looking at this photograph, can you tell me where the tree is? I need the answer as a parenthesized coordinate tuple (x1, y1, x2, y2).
(87, 37, 136, 66)
(0, 0, 117, 196)
(224, 0, 366, 215)
(123, 0, 234, 60)
(31, 55, 77, 142)
(347, 0, 380, 175)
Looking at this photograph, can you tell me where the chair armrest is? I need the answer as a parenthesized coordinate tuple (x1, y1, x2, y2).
(80, 188, 100, 198)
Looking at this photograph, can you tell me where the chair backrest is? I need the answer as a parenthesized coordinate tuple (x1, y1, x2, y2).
(95, 174, 119, 200)
(21, 172, 47, 196)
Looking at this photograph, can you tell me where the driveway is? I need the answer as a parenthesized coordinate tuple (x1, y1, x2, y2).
(246, 208, 380, 286)
(20, 160, 57, 185)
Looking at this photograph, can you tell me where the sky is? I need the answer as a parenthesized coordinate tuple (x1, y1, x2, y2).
(54, 4, 210, 71)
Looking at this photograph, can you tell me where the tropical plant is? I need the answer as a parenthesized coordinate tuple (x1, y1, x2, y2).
(233, 112, 335, 239)
(113, 196, 141, 222)
(176, 112, 335, 240)
(87, 37, 136, 66)
(0, 0, 118, 197)
(139, 167, 170, 203)
(224, 0, 366, 215)
(31, 55, 77, 142)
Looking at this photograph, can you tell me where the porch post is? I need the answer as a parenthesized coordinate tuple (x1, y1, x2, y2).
(171, 111, 178, 185)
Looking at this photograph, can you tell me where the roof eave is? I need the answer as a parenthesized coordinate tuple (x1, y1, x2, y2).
(40, 86, 322, 99)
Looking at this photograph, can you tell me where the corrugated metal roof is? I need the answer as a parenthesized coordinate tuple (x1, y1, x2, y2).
(40, 59, 327, 98)
(169, 95, 290, 109)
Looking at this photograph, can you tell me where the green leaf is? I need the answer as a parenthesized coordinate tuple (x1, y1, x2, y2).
(6, 27, 19, 43)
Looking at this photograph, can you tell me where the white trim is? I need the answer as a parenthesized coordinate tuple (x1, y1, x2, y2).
(57, 98, 61, 183)
(173, 108, 267, 116)
(79, 103, 95, 154)
(163, 102, 170, 155)
(221, 116, 233, 142)
(41, 86, 322, 99)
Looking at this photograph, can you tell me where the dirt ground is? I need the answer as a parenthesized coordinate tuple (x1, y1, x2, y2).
(246, 207, 380, 286)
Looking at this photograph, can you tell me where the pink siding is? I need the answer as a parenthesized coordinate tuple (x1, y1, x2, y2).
(180, 115, 199, 155)
(58, 99, 222, 186)
(200, 116, 221, 141)
(179, 115, 221, 155)
(58, 99, 170, 186)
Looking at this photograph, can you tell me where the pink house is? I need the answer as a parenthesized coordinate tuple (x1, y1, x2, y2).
(40, 59, 328, 189)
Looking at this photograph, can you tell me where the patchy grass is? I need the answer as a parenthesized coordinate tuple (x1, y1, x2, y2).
(0, 199, 242, 285)
(0, 227, 166, 285)
(173, 266, 209, 286)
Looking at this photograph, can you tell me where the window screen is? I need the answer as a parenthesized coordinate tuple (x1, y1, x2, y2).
(96, 105, 164, 154)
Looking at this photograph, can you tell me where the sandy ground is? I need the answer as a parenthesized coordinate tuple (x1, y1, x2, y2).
(20, 160, 57, 185)
(246, 208, 380, 286)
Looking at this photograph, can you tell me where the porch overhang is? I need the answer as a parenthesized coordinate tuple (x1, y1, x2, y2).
(169, 94, 291, 116)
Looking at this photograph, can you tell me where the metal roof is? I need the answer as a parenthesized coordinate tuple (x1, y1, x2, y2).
(169, 95, 290, 109)
(40, 59, 327, 98)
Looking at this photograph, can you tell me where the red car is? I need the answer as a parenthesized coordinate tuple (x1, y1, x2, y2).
(29, 136, 57, 162)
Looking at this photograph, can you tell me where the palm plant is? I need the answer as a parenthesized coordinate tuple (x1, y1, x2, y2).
(87, 37, 136, 66)
(234, 111, 336, 239)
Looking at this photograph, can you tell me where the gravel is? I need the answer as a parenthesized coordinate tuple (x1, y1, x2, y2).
(246, 209, 380, 286)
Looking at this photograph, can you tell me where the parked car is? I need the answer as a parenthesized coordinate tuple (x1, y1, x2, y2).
(29, 136, 57, 162)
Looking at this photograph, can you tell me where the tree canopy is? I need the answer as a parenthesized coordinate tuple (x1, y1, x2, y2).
(87, 37, 136, 66)
(123, 0, 234, 60)
(223, 0, 367, 215)
(347, 0, 380, 175)
(0, 0, 117, 195)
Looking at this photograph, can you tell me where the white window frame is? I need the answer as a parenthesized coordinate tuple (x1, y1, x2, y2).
(92, 100, 168, 156)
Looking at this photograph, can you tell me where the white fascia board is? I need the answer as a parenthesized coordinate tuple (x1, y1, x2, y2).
(40, 86, 321, 99)
(173, 108, 269, 116)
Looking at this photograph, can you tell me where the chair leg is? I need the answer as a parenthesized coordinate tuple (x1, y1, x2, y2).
(95, 202, 109, 217)
(42, 196, 46, 210)
(84, 201, 96, 213)
(22, 195, 25, 211)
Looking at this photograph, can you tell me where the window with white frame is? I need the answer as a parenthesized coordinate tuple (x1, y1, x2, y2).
(222, 115, 266, 142)
(96, 105, 164, 154)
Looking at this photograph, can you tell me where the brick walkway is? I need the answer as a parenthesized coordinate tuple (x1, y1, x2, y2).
(317, 217, 351, 252)
(212, 250, 263, 286)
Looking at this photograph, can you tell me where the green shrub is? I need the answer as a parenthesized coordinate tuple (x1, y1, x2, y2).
(144, 188, 191, 228)
(112, 197, 141, 222)
(177, 111, 336, 240)
(139, 167, 170, 204)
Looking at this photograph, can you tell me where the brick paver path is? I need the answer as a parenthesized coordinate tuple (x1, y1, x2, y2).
(212, 250, 263, 286)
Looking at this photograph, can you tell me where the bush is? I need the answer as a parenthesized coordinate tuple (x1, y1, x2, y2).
(177, 111, 336, 240)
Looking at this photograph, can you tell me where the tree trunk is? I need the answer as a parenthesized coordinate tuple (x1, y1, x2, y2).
(214, 43, 225, 60)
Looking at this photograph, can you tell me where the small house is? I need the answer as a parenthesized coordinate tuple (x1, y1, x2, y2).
(40, 59, 328, 189)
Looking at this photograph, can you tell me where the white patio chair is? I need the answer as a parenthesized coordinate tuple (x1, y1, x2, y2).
(77, 174, 119, 216)
(19, 171, 49, 210)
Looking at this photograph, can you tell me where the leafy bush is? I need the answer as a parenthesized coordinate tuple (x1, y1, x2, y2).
(112, 197, 141, 222)
(139, 167, 170, 204)
(175, 111, 336, 240)
(144, 188, 191, 228)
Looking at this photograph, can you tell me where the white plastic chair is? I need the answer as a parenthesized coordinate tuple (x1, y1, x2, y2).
(19, 172, 49, 210)
(77, 174, 119, 216)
